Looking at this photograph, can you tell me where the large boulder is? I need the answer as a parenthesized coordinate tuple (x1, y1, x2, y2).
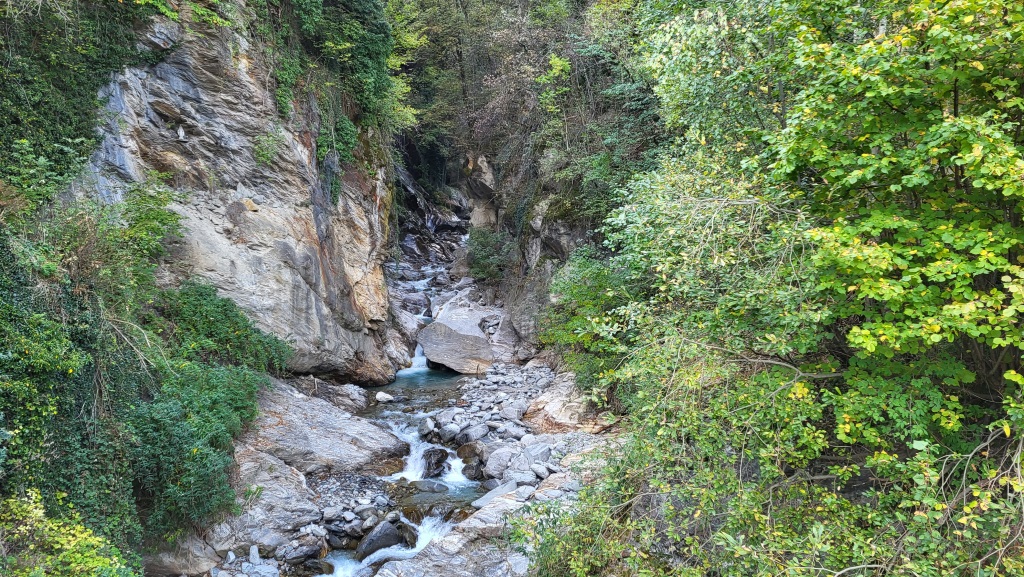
(355, 521, 404, 561)
(375, 493, 528, 577)
(482, 445, 518, 480)
(470, 481, 517, 509)
(421, 448, 450, 479)
(203, 446, 321, 556)
(418, 289, 501, 373)
(276, 534, 323, 565)
(290, 376, 369, 413)
(246, 380, 409, 474)
(455, 423, 490, 446)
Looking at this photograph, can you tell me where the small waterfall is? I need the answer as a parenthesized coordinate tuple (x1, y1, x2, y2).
(387, 419, 472, 486)
(396, 345, 429, 377)
(411, 345, 427, 369)
(311, 174, 479, 577)
(321, 516, 455, 577)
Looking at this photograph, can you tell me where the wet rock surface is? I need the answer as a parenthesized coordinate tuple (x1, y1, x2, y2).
(374, 497, 529, 577)
(368, 362, 607, 577)
(421, 448, 451, 479)
(355, 521, 406, 561)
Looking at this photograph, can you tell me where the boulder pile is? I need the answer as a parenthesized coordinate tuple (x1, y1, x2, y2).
(419, 363, 594, 502)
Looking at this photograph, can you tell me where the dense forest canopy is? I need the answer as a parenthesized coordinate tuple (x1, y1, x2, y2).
(524, 0, 1024, 575)
(2, 0, 1024, 574)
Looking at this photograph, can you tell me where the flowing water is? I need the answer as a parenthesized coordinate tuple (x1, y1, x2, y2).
(317, 347, 483, 576)
(315, 220, 482, 577)
(320, 516, 454, 577)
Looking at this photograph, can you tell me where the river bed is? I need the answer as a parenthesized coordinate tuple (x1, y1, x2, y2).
(317, 349, 484, 576)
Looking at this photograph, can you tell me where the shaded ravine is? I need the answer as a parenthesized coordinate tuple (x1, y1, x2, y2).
(315, 186, 480, 575)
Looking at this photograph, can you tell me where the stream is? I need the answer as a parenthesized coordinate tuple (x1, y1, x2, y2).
(313, 173, 493, 576)
(317, 310, 484, 576)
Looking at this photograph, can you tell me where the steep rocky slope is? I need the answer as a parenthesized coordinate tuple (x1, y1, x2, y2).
(85, 13, 407, 384)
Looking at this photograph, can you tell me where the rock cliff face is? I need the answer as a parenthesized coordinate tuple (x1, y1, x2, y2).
(85, 13, 407, 384)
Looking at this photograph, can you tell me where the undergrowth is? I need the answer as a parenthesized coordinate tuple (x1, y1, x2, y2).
(0, 175, 291, 574)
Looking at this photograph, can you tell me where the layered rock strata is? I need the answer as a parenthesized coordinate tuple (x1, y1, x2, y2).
(85, 11, 407, 384)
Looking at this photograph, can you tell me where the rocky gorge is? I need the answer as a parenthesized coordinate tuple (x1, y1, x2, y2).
(147, 311, 607, 577)
(130, 89, 605, 574)
(29, 2, 606, 574)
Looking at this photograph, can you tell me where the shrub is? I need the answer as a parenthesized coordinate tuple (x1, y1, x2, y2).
(148, 282, 291, 372)
(132, 363, 265, 538)
(253, 129, 286, 166)
(467, 228, 515, 280)
(317, 114, 359, 163)
(10, 172, 182, 314)
(0, 412, 8, 471)
(272, 54, 305, 116)
(0, 491, 134, 577)
(0, 1, 163, 204)
(0, 250, 90, 491)
(539, 246, 633, 400)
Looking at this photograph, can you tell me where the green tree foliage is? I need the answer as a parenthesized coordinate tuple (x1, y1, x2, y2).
(0, 412, 8, 471)
(539, 247, 634, 400)
(518, 0, 1024, 574)
(771, 0, 1024, 452)
(250, 0, 406, 128)
(389, 0, 663, 233)
(0, 178, 290, 568)
(0, 491, 133, 577)
(132, 363, 265, 537)
(466, 227, 515, 280)
(0, 1, 176, 205)
(148, 282, 290, 372)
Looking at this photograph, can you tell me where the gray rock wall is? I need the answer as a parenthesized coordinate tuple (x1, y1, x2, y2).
(85, 12, 407, 384)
